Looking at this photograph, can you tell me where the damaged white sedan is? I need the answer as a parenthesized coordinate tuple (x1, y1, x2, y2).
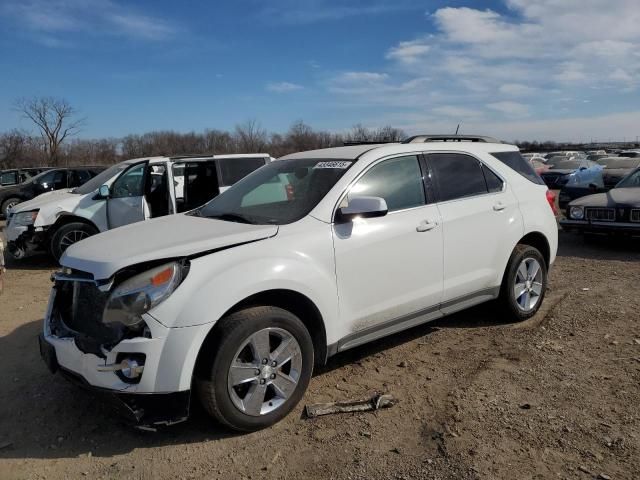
(39, 136, 558, 431)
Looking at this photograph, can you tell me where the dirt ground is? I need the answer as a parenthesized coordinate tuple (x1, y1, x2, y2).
(0, 221, 639, 480)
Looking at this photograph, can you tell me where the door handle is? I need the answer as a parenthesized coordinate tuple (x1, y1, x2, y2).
(493, 202, 506, 211)
(416, 220, 437, 232)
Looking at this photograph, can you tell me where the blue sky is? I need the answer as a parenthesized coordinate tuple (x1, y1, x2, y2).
(1, 0, 640, 142)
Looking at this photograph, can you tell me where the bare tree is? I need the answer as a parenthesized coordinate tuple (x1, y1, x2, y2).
(14, 97, 85, 166)
(234, 119, 267, 153)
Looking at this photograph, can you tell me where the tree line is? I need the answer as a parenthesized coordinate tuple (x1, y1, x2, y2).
(0, 97, 407, 169)
(2, 96, 637, 170)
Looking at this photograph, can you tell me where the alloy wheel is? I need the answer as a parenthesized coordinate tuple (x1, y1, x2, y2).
(59, 230, 91, 251)
(227, 327, 302, 416)
(513, 257, 543, 312)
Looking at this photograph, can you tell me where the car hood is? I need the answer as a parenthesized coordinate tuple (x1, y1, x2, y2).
(61, 214, 279, 280)
(570, 188, 640, 208)
(11, 188, 76, 212)
(602, 168, 632, 178)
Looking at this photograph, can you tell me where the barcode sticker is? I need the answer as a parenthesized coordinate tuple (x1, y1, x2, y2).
(313, 161, 352, 169)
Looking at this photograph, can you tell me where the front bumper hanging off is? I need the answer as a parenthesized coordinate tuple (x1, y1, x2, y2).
(39, 332, 191, 429)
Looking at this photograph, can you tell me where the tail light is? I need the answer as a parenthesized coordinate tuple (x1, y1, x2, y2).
(546, 189, 558, 215)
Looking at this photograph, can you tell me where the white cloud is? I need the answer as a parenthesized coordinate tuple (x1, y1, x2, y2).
(386, 39, 430, 64)
(432, 106, 483, 119)
(391, 110, 640, 143)
(0, 0, 178, 45)
(266, 82, 304, 93)
(326, 0, 640, 137)
(257, 0, 421, 25)
(487, 101, 530, 118)
(499, 83, 536, 96)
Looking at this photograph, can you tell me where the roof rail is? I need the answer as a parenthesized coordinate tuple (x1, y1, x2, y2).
(402, 135, 502, 144)
(168, 153, 215, 160)
(343, 140, 400, 146)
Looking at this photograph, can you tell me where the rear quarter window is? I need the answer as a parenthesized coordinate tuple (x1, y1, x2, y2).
(491, 151, 545, 185)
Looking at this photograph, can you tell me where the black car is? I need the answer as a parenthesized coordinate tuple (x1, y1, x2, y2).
(557, 157, 640, 209)
(0, 166, 105, 217)
(560, 167, 640, 236)
(0, 167, 51, 187)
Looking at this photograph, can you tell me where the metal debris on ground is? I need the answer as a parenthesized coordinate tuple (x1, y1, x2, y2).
(305, 393, 396, 418)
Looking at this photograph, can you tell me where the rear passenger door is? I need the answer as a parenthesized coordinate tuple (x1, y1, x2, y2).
(426, 152, 521, 306)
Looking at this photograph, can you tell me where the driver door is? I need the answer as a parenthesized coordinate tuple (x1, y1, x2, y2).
(107, 162, 148, 229)
(332, 155, 443, 346)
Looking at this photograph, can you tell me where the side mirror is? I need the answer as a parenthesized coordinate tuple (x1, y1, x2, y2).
(335, 196, 388, 223)
(98, 184, 110, 199)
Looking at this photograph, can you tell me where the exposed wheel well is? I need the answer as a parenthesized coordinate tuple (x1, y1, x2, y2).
(194, 290, 328, 378)
(49, 214, 100, 237)
(518, 231, 550, 268)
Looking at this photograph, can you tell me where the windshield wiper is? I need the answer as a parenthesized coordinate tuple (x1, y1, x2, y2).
(206, 213, 254, 224)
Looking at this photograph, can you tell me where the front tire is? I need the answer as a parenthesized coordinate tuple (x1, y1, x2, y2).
(498, 244, 547, 321)
(1, 197, 22, 217)
(196, 306, 314, 431)
(50, 222, 99, 262)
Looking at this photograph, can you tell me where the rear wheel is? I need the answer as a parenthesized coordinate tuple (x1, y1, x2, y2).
(196, 306, 314, 431)
(1, 197, 22, 217)
(50, 222, 98, 262)
(498, 244, 547, 321)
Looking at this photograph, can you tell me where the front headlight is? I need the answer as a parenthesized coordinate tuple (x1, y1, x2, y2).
(569, 206, 584, 219)
(102, 261, 188, 327)
(13, 210, 38, 226)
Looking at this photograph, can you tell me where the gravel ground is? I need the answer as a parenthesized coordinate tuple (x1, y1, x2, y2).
(0, 223, 639, 480)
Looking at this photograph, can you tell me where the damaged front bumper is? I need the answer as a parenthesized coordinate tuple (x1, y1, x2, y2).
(39, 332, 190, 428)
(5, 222, 48, 259)
(39, 281, 213, 429)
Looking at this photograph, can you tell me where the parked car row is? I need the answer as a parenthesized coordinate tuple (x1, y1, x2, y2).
(521, 149, 640, 209)
(5, 155, 273, 260)
(0, 166, 106, 217)
(560, 166, 640, 236)
(0, 167, 51, 188)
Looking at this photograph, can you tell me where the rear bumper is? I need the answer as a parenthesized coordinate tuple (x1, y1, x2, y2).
(560, 219, 640, 233)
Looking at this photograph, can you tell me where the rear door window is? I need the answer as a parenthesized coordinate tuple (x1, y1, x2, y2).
(217, 157, 267, 186)
(428, 153, 488, 202)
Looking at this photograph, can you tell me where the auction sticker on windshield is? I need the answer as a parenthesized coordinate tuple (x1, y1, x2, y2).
(313, 161, 352, 169)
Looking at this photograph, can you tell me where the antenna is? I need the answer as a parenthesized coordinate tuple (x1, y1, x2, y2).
(455, 123, 461, 135)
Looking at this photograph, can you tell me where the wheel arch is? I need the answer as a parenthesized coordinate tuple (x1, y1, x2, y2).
(193, 289, 328, 381)
(49, 213, 100, 236)
(517, 231, 551, 268)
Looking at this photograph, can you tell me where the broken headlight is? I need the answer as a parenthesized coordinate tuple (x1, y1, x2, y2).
(102, 261, 188, 327)
(12, 210, 38, 226)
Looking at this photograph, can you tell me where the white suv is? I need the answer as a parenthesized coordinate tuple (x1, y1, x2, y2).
(39, 136, 558, 431)
(6, 154, 272, 261)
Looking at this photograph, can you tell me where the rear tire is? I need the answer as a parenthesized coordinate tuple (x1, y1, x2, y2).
(50, 222, 98, 262)
(1, 197, 22, 217)
(497, 244, 547, 321)
(196, 306, 314, 431)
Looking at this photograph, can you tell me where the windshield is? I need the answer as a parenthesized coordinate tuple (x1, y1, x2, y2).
(619, 151, 640, 158)
(600, 158, 640, 169)
(194, 158, 354, 224)
(72, 162, 130, 194)
(616, 169, 640, 188)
